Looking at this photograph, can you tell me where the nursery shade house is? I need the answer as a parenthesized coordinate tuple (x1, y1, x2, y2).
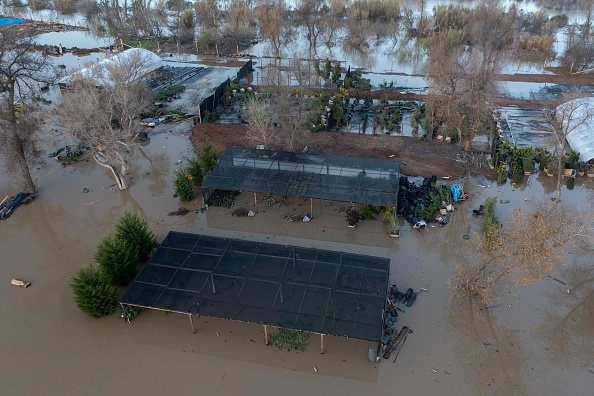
(202, 147, 401, 207)
(120, 232, 390, 345)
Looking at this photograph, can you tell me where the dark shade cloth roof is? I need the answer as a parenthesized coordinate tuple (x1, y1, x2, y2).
(120, 232, 390, 342)
(202, 147, 400, 207)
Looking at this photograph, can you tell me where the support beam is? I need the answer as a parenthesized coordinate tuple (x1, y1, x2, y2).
(310, 198, 313, 218)
(211, 274, 216, 294)
(321, 334, 324, 354)
(189, 314, 196, 334)
(264, 325, 269, 345)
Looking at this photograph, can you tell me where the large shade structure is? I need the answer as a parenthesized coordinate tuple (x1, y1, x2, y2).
(202, 147, 401, 207)
(557, 97, 594, 163)
(120, 232, 390, 344)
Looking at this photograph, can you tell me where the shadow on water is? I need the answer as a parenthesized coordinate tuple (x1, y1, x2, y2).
(445, 295, 531, 396)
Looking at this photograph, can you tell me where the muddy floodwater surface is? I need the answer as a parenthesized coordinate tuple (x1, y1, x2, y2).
(1, 131, 593, 395)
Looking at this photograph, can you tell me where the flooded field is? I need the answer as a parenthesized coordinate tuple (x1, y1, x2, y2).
(1, 1, 593, 393)
(1, 132, 593, 395)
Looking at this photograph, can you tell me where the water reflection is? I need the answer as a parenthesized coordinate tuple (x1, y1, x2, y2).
(536, 263, 594, 365)
(446, 295, 530, 396)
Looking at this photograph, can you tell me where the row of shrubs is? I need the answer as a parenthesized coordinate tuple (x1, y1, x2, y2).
(69, 211, 158, 318)
(173, 141, 218, 201)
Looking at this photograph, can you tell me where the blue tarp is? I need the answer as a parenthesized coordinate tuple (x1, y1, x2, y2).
(0, 18, 26, 27)
(451, 184, 464, 202)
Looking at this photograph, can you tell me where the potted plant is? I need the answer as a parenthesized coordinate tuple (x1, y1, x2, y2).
(577, 161, 586, 176)
(522, 155, 534, 175)
(388, 216, 401, 238)
(346, 207, 359, 228)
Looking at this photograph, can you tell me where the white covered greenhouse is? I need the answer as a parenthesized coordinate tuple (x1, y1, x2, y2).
(556, 97, 594, 163)
(59, 48, 163, 88)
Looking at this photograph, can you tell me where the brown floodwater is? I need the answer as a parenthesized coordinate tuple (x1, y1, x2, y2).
(1, 133, 592, 395)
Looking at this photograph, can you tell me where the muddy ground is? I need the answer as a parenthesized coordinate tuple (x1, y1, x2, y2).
(190, 123, 496, 180)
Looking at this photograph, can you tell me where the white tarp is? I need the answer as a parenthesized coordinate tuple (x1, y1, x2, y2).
(60, 48, 163, 87)
(557, 97, 594, 163)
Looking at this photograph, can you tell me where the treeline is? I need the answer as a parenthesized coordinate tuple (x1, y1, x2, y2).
(7, 0, 591, 67)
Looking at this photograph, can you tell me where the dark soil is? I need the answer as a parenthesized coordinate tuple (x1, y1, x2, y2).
(190, 123, 496, 180)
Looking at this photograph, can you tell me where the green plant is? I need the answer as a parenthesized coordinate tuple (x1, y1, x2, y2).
(482, 197, 499, 244)
(522, 155, 534, 173)
(268, 325, 311, 352)
(359, 204, 373, 220)
(512, 171, 523, 184)
(566, 177, 575, 190)
(70, 264, 118, 318)
(95, 234, 140, 286)
(173, 165, 195, 201)
(497, 170, 508, 184)
(383, 207, 395, 224)
(185, 154, 204, 185)
(198, 140, 218, 174)
(114, 210, 158, 262)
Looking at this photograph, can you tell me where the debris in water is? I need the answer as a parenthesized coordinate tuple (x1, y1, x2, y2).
(313, 366, 318, 373)
(432, 369, 438, 373)
(11, 279, 31, 288)
(83, 200, 100, 206)
(168, 208, 189, 216)
(548, 276, 567, 285)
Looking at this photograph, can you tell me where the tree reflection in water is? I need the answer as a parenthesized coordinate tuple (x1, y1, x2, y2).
(536, 263, 594, 365)
(446, 295, 530, 396)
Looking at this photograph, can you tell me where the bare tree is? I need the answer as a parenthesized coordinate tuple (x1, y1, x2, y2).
(452, 199, 594, 304)
(195, 0, 223, 30)
(273, 89, 311, 152)
(245, 96, 274, 147)
(222, 0, 255, 48)
(548, 95, 593, 202)
(295, 0, 327, 55)
(0, 31, 59, 193)
(255, 0, 292, 58)
(57, 50, 155, 190)
(322, 0, 346, 49)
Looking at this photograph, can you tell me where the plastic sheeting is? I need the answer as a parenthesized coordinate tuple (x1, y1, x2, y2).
(60, 48, 163, 87)
(557, 97, 594, 162)
(0, 17, 25, 27)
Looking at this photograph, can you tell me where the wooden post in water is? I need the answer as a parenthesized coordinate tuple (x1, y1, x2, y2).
(216, 43, 219, 57)
(211, 274, 216, 294)
(198, 106, 202, 124)
(264, 325, 269, 344)
(320, 334, 324, 354)
(570, 62, 574, 74)
(310, 198, 313, 218)
(279, 284, 283, 303)
(189, 314, 196, 334)
(516, 60, 520, 73)
(254, 192, 257, 212)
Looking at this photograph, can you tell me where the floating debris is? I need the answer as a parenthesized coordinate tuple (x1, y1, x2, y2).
(11, 279, 31, 288)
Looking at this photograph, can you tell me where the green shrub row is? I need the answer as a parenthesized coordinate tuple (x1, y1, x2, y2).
(173, 141, 218, 202)
(70, 211, 158, 318)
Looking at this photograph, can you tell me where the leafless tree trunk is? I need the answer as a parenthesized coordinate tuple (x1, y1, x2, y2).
(245, 96, 274, 147)
(0, 31, 59, 193)
(256, 0, 292, 58)
(547, 94, 593, 202)
(56, 50, 155, 190)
